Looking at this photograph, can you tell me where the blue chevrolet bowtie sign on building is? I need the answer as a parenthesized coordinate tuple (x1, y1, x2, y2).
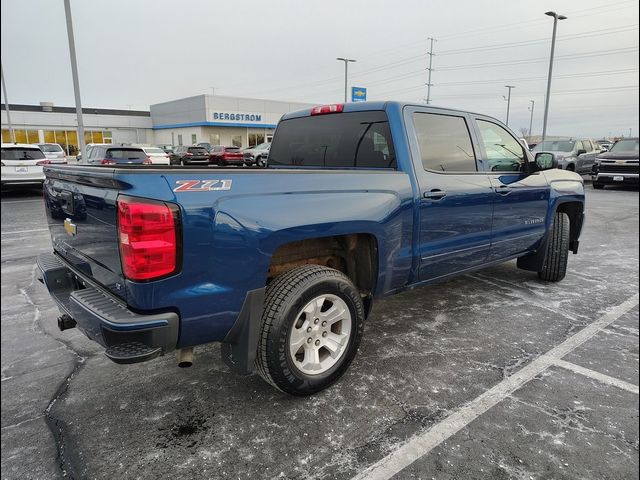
(351, 87, 367, 102)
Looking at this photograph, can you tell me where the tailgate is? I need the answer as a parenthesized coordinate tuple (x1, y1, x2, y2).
(43, 166, 126, 300)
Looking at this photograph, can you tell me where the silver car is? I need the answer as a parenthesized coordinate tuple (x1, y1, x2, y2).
(243, 142, 270, 166)
(36, 143, 67, 164)
(531, 138, 598, 174)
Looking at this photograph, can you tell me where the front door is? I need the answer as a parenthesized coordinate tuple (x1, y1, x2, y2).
(405, 107, 495, 281)
(472, 117, 550, 260)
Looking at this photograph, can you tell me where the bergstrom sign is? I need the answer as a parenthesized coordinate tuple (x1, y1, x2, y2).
(212, 112, 263, 122)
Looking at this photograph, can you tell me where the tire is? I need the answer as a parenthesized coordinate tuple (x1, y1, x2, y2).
(255, 265, 365, 395)
(592, 183, 605, 190)
(538, 212, 570, 282)
(566, 164, 575, 172)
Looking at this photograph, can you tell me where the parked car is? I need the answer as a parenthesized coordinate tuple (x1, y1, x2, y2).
(591, 137, 639, 189)
(77, 143, 113, 162)
(36, 143, 67, 164)
(531, 138, 598, 174)
(158, 144, 174, 154)
(243, 142, 271, 166)
(209, 145, 244, 166)
(170, 145, 210, 166)
(1, 143, 49, 186)
(37, 101, 585, 395)
(595, 139, 613, 152)
(142, 147, 171, 165)
(84, 145, 152, 165)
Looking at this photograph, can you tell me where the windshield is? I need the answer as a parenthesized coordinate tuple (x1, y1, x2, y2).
(532, 140, 575, 152)
(106, 148, 146, 160)
(39, 144, 63, 153)
(188, 147, 208, 154)
(145, 148, 166, 154)
(609, 139, 639, 154)
(253, 142, 270, 150)
(1, 147, 46, 160)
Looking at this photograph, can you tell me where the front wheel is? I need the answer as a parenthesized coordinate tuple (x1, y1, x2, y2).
(538, 212, 570, 282)
(255, 265, 365, 395)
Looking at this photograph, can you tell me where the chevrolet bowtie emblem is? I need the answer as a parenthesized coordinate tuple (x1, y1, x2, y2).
(64, 218, 77, 236)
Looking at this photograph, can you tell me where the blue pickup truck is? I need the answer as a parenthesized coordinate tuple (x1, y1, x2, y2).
(38, 101, 585, 395)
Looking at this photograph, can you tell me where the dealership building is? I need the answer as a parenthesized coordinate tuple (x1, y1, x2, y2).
(1, 95, 313, 155)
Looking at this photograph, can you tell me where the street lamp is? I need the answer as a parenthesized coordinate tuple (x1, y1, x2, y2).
(63, 0, 86, 157)
(542, 11, 567, 141)
(528, 100, 535, 138)
(336, 57, 356, 103)
(504, 85, 515, 126)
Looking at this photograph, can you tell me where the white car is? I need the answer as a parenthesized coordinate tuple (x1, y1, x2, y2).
(1, 143, 49, 186)
(36, 143, 67, 164)
(142, 147, 171, 165)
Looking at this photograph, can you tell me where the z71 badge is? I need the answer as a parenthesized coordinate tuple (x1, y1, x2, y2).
(173, 179, 233, 192)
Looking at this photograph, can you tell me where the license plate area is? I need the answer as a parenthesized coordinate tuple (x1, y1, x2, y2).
(613, 176, 624, 182)
(15, 166, 28, 173)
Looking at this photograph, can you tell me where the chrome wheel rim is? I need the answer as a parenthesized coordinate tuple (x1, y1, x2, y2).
(288, 294, 352, 376)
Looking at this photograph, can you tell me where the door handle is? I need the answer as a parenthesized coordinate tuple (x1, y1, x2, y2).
(423, 189, 447, 200)
(494, 185, 512, 196)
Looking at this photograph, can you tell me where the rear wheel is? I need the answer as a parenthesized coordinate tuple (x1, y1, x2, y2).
(255, 265, 365, 395)
(566, 164, 575, 172)
(538, 212, 570, 282)
(592, 182, 605, 190)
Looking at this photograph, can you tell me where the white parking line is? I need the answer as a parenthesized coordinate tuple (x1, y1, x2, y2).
(553, 359, 639, 394)
(351, 293, 639, 480)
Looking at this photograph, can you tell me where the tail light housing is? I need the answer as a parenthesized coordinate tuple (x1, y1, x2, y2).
(117, 196, 181, 281)
(143, 157, 153, 165)
(101, 159, 116, 165)
(310, 104, 344, 115)
(37, 160, 52, 165)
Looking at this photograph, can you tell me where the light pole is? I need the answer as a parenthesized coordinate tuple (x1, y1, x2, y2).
(63, 0, 86, 157)
(1, 62, 16, 143)
(542, 11, 567, 142)
(336, 57, 356, 102)
(528, 100, 535, 138)
(504, 85, 515, 126)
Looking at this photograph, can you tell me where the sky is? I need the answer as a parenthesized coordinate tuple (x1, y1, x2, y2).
(1, 0, 638, 138)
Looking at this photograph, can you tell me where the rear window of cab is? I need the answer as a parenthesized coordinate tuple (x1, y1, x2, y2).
(269, 111, 396, 169)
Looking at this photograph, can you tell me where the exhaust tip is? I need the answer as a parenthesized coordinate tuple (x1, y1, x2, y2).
(57, 314, 76, 331)
(177, 347, 194, 368)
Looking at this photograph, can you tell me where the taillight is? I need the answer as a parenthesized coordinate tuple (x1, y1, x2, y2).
(185, 152, 193, 156)
(36, 160, 52, 165)
(101, 159, 116, 165)
(310, 104, 344, 115)
(117, 196, 179, 281)
(143, 157, 153, 165)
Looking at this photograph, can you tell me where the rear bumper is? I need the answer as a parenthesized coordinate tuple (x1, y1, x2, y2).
(37, 252, 179, 364)
(1, 167, 45, 184)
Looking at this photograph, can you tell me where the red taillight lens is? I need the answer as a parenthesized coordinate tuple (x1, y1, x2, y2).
(101, 159, 116, 165)
(185, 152, 193, 156)
(36, 160, 52, 165)
(310, 104, 344, 115)
(117, 196, 179, 281)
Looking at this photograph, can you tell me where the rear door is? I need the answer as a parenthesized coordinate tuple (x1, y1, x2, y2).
(471, 116, 549, 260)
(404, 106, 494, 281)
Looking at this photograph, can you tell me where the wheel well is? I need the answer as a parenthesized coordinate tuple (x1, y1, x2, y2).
(556, 201, 583, 250)
(267, 234, 378, 294)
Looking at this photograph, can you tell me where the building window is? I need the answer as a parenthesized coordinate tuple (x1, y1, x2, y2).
(248, 133, 265, 147)
(191, 134, 197, 144)
(103, 130, 113, 144)
(177, 134, 183, 146)
(231, 135, 242, 148)
(209, 133, 220, 146)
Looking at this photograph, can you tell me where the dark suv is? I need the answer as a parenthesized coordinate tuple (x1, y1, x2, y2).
(84, 145, 151, 165)
(592, 138, 639, 189)
(170, 146, 210, 166)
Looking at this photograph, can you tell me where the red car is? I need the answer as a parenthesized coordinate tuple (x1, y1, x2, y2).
(209, 146, 244, 166)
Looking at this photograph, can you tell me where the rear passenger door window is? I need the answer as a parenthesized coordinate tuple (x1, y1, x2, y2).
(412, 113, 477, 172)
(475, 120, 526, 173)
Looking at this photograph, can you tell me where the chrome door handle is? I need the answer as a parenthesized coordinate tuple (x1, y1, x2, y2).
(494, 185, 512, 195)
(424, 189, 447, 200)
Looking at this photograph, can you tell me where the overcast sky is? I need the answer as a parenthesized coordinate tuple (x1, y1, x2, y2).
(1, 0, 638, 138)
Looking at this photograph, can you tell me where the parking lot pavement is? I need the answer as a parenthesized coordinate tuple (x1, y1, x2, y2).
(1, 185, 638, 480)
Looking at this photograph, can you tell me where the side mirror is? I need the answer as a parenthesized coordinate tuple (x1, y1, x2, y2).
(535, 152, 557, 171)
(577, 149, 587, 156)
